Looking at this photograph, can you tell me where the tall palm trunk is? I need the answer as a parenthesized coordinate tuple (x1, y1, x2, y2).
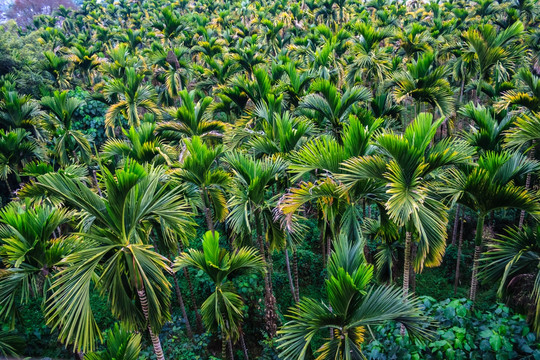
(228, 338, 235, 360)
(451, 204, 461, 245)
(400, 231, 412, 336)
(469, 214, 485, 302)
(254, 211, 278, 337)
(137, 288, 165, 360)
(519, 142, 535, 229)
(173, 275, 193, 338)
(284, 249, 297, 302)
(454, 211, 465, 295)
(293, 248, 300, 302)
(202, 188, 215, 235)
(178, 243, 204, 332)
(239, 325, 249, 360)
(409, 242, 418, 294)
(402, 231, 412, 297)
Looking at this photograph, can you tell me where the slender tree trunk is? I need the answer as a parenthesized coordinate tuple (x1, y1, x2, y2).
(178, 244, 204, 332)
(293, 248, 300, 302)
(202, 188, 215, 235)
(228, 338, 235, 360)
(519, 141, 536, 229)
(91, 170, 103, 197)
(402, 231, 412, 298)
(284, 249, 296, 301)
(454, 212, 465, 296)
(137, 289, 165, 360)
(173, 275, 193, 338)
(221, 332, 227, 360)
(469, 214, 485, 302)
(400, 231, 412, 336)
(451, 204, 461, 245)
(409, 242, 418, 294)
(239, 326, 249, 360)
(254, 212, 278, 337)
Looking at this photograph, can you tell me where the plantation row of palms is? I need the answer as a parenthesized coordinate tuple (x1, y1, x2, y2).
(1, 0, 540, 358)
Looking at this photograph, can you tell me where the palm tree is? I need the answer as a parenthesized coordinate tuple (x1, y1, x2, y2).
(158, 90, 225, 145)
(504, 112, 540, 226)
(346, 23, 393, 86)
(496, 68, 540, 114)
(174, 136, 229, 232)
(0, 203, 73, 328)
(35, 161, 195, 358)
(298, 79, 372, 143)
(340, 113, 475, 300)
(68, 43, 101, 87)
(389, 51, 454, 118)
(84, 324, 141, 360)
(100, 123, 177, 168)
(41, 91, 92, 166)
(42, 51, 70, 89)
(462, 21, 525, 96)
(444, 151, 540, 301)
(0, 87, 42, 136)
(482, 224, 540, 334)
(225, 152, 288, 337)
(174, 231, 264, 359)
(0, 129, 43, 194)
(102, 67, 160, 130)
(459, 102, 512, 153)
(277, 236, 432, 360)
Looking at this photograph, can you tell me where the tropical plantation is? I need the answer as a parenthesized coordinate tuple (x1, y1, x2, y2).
(0, 0, 540, 358)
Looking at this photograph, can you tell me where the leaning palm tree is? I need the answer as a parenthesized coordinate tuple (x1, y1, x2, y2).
(277, 236, 432, 360)
(482, 224, 540, 334)
(41, 91, 92, 166)
(102, 67, 160, 130)
(35, 161, 196, 359)
(174, 231, 264, 360)
(444, 151, 540, 301)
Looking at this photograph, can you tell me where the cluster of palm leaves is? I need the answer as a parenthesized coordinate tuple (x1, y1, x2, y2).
(1, 0, 540, 358)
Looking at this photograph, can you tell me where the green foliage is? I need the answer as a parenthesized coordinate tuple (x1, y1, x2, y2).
(363, 298, 540, 360)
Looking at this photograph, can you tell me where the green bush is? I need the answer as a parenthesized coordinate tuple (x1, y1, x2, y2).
(364, 297, 540, 360)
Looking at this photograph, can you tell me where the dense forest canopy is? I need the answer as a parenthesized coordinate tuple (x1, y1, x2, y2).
(1, 0, 540, 359)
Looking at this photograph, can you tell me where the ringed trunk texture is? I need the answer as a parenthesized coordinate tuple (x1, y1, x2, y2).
(409, 242, 418, 294)
(137, 289, 165, 360)
(469, 245, 482, 302)
(255, 212, 278, 337)
(400, 231, 412, 336)
(469, 215, 485, 302)
(454, 213, 465, 295)
(402, 231, 412, 298)
(293, 248, 300, 302)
